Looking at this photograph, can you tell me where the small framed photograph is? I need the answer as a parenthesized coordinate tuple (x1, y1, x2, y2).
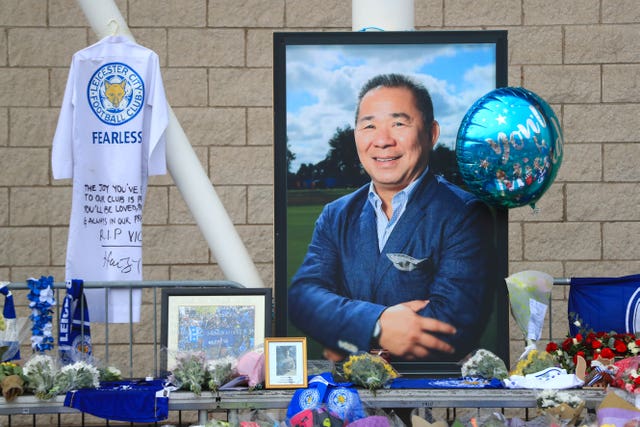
(161, 287, 272, 371)
(264, 337, 308, 389)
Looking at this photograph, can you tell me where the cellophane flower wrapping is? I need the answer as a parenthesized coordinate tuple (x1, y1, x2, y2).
(52, 360, 100, 395)
(0, 281, 30, 362)
(505, 270, 553, 357)
(460, 349, 508, 379)
(236, 348, 265, 389)
(22, 354, 58, 400)
(206, 356, 236, 392)
(169, 351, 207, 395)
(610, 355, 640, 394)
(537, 389, 585, 426)
(342, 352, 398, 391)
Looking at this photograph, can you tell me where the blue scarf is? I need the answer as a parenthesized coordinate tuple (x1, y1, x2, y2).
(0, 283, 19, 361)
(59, 279, 92, 364)
(64, 379, 170, 423)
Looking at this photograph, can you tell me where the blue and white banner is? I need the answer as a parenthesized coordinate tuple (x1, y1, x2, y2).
(568, 274, 640, 335)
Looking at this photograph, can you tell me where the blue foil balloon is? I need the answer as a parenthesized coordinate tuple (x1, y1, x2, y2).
(456, 87, 563, 209)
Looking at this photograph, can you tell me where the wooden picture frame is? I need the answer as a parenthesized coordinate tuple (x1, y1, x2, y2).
(264, 337, 308, 389)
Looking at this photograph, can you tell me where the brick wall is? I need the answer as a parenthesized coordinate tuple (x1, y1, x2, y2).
(1, 0, 639, 370)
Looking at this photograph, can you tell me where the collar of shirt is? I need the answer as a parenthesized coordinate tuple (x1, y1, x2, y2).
(367, 168, 429, 252)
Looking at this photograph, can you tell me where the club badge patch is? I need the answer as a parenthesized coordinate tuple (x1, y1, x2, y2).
(87, 62, 145, 125)
(297, 388, 321, 410)
(326, 388, 353, 415)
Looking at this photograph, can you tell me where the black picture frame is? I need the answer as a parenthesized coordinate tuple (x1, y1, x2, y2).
(161, 287, 272, 371)
(274, 30, 509, 375)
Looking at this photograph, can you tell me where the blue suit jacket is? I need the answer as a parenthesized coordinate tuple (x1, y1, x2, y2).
(288, 171, 496, 360)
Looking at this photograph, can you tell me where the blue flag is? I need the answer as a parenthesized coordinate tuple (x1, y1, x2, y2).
(568, 274, 640, 335)
(59, 279, 93, 364)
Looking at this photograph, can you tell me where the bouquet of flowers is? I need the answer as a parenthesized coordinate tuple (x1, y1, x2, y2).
(461, 349, 509, 379)
(342, 352, 398, 391)
(98, 365, 122, 382)
(537, 389, 585, 426)
(505, 270, 554, 358)
(546, 330, 640, 373)
(0, 361, 25, 401)
(510, 349, 557, 376)
(51, 361, 100, 395)
(169, 351, 207, 395)
(206, 357, 236, 392)
(613, 366, 640, 393)
(22, 354, 58, 400)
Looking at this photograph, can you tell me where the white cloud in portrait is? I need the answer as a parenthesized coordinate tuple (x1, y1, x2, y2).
(285, 43, 496, 172)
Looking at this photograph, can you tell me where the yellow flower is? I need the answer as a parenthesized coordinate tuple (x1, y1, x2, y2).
(342, 353, 398, 390)
(511, 350, 556, 376)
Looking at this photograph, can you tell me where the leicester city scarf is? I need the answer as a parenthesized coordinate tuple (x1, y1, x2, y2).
(59, 279, 92, 364)
(0, 283, 20, 361)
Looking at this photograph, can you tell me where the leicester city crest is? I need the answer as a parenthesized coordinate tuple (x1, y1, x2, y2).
(326, 387, 354, 417)
(297, 388, 321, 410)
(87, 62, 145, 125)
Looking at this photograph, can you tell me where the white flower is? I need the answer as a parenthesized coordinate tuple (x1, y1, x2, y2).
(106, 366, 121, 376)
(23, 355, 58, 399)
(537, 389, 584, 409)
(54, 361, 100, 393)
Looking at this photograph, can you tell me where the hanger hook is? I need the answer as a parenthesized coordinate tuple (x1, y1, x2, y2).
(107, 19, 120, 36)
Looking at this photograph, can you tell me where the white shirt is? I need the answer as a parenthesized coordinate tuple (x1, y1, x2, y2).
(52, 35, 168, 322)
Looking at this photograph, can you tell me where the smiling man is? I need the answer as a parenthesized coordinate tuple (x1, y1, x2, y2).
(288, 73, 496, 362)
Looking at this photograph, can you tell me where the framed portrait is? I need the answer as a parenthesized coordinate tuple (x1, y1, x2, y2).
(161, 287, 272, 371)
(264, 337, 308, 389)
(273, 31, 510, 375)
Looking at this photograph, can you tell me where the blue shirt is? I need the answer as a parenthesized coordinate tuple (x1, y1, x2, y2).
(367, 168, 428, 251)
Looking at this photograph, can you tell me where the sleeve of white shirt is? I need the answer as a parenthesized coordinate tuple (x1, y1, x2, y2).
(51, 59, 77, 180)
(146, 52, 168, 176)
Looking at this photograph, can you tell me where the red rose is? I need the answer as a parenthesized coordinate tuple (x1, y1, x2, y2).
(601, 347, 615, 359)
(635, 339, 640, 347)
(633, 376, 640, 386)
(614, 339, 628, 353)
(591, 339, 602, 349)
(562, 338, 573, 351)
(575, 333, 583, 343)
(546, 342, 558, 353)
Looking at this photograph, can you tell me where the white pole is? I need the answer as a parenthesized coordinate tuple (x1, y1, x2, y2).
(352, 0, 415, 31)
(76, 0, 265, 288)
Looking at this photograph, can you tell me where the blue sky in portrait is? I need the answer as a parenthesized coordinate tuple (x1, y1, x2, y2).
(286, 43, 496, 171)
